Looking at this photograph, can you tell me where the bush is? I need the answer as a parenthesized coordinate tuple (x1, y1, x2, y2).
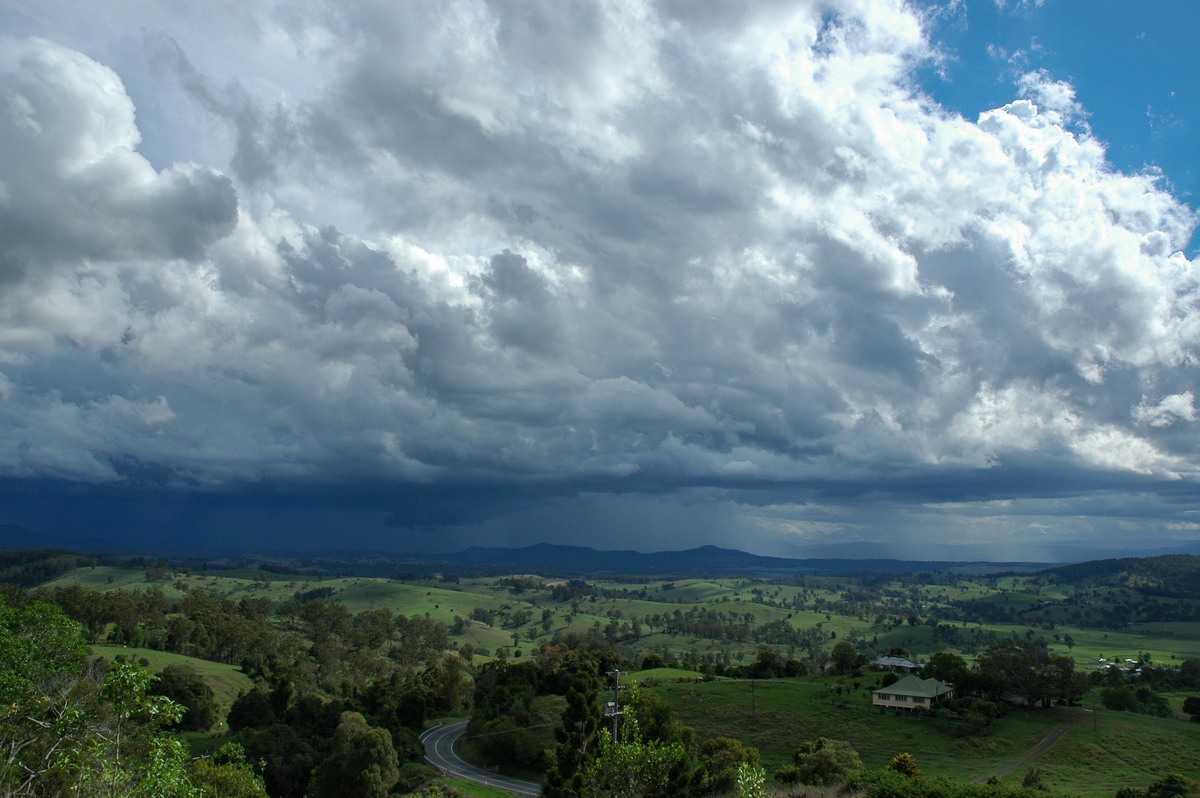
(393, 762, 438, 794)
(972, 700, 1000, 719)
(888, 753, 921, 778)
(792, 737, 864, 786)
(153, 663, 219, 731)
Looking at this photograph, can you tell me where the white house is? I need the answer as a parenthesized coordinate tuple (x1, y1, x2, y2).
(872, 674, 954, 711)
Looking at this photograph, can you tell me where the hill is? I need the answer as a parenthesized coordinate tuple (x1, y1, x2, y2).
(234, 542, 1052, 579)
(1039, 554, 1200, 599)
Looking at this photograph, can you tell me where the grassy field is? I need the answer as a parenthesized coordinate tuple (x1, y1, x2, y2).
(40, 567, 1200, 668)
(647, 677, 1062, 778)
(1031, 709, 1200, 794)
(91, 643, 253, 713)
(29, 557, 1200, 795)
(646, 676, 1200, 795)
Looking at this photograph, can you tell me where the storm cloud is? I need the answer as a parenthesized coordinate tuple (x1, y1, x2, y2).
(0, 1, 1197, 557)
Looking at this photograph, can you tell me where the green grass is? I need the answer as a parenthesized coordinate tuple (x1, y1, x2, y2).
(649, 677, 1063, 779)
(421, 777, 520, 797)
(43, 567, 1200, 667)
(91, 644, 253, 711)
(624, 667, 707, 685)
(1030, 710, 1200, 794)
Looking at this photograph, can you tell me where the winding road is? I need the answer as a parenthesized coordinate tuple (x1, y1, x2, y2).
(421, 720, 542, 797)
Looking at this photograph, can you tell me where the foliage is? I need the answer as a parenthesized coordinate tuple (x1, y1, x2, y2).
(792, 737, 864, 786)
(188, 742, 269, 798)
(846, 768, 1052, 797)
(888, 753, 921, 778)
(1, 601, 206, 797)
(581, 723, 696, 798)
(830, 640, 866, 674)
(974, 640, 1088, 708)
(696, 736, 758, 794)
(734, 761, 767, 798)
(21, 552, 1200, 796)
(1101, 685, 1171, 717)
(152, 663, 219, 731)
(1021, 765, 1047, 791)
(922, 652, 971, 688)
(543, 672, 602, 797)
(1116, 773, 1200, 798)
(308, 711, 399, 798)
(58, 660, 200, 798)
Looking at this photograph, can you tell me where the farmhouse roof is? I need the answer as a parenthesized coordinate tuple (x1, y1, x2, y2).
(872, 674, 953, 698)
(873, 656, 920, 670)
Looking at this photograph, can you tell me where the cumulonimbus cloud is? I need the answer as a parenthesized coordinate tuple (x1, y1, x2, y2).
(0, 2, 1197, 541)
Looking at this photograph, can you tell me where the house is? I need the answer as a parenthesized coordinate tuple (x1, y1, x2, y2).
(872, 674, 954, 711)
(872, 656, 922, 673)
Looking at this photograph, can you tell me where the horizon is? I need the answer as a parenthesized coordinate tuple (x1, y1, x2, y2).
(2, 2, 1200, 560)
(5, 522, 1198, 568)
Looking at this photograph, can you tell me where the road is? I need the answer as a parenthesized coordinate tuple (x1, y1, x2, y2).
(420, 720, 542, 797)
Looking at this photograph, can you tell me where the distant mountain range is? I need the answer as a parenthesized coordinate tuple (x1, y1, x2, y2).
(4, 520, 1198, 577)
(242, 542, 1051, 578)
(425, 542, 1034, 576)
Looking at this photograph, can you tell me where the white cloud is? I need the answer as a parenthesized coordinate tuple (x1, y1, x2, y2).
(1133, 392, 1198, 428)
(0, 2, 1198, 552)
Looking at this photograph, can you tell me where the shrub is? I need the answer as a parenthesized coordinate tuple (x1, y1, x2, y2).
(792, 737, 864, 786)
(888, 753, 921, 778)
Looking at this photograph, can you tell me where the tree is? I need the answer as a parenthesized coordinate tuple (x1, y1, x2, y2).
(792, 737, 864, 786)
(829, 641, 863, 675)
(749, 646, 782, 678)
(974, 639, 1087, 708)
(64, 660, 200, 798)
(581, 721, 696, 798)
(228, 687, 277, 732)
(189, 742, 269, 798)
(1182, 695, 1200, 722)
(308, 711, 399, 798)
(0, 598, 90, 795)
(697, 737, 758, 794)
(1101, 685, 1140, 713)
(543, 673, 601, 797)
(153, 663, 218, 731)
(922, 651, 970, 688)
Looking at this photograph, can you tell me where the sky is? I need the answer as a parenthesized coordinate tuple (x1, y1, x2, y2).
(1, 0, 1199, 561)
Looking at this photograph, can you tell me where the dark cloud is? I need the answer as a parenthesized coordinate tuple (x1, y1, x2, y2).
(0, 2, 1197, 556)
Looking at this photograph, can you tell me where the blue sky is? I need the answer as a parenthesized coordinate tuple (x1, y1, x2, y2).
(919, 1, 1199, 230)
(1, 1, 1198, 561)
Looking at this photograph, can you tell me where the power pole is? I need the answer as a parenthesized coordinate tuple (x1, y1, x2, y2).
(604, 670, 626, 741)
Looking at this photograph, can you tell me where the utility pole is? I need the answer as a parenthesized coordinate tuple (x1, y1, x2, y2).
(604, 670, 626, 741)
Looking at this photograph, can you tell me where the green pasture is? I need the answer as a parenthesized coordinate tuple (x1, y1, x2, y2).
(90, 643, 253, 711)
(649, 677, 1065, 779)
(43, 565, 162, 591)
(44, 565, 1200, 672)
(1030, 709, 1200, 794)
(623, 667, 707, 685)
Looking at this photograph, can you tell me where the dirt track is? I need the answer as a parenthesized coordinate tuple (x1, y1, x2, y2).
(973, 711, 1085, 783)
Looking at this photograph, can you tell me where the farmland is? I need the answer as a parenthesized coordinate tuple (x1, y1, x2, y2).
(10, 550, 1200, 795)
